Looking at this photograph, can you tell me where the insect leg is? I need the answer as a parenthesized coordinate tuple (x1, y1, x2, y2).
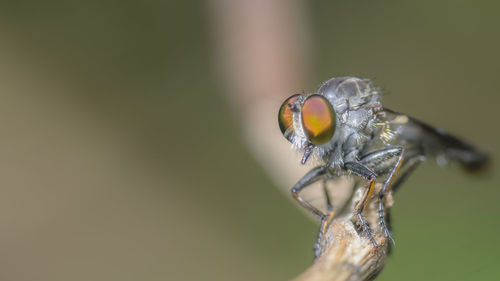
(319, 179, 335, 235)
(383, 155, 423, 248)
(314, 179, 338, 260)
(378, 149, 404, 242)
(359, 147, 404, 242)
(344, 162, 378, 247)
(360, 148, 424, 243)
(291, 166, 328, 219)
(323, 179, 333, 210)
(391, 156, 423, 194)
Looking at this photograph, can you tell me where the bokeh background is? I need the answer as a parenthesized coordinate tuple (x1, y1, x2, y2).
(0, 1, 498, 280)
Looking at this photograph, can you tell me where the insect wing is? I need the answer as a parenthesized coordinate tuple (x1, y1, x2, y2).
(381, 108, 489, 171)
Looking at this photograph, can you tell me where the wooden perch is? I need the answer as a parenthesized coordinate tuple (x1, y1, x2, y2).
(292, 183, 393, 281)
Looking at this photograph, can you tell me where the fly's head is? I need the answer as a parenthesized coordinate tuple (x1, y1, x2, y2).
(278, 77, 383, 165)
(278, 93, 337, 165)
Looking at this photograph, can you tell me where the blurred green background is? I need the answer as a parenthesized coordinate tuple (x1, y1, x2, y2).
(0, 1, 498, 280)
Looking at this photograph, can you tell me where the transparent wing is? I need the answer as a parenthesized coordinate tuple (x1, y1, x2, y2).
(380, 108, 489, 172)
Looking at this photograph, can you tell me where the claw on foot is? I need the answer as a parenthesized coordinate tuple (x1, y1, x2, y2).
(320, 209, 335, 235)
(357, 213, 378, 248)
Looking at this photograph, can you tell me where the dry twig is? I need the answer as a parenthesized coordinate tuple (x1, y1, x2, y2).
(293, 184, 392, 281)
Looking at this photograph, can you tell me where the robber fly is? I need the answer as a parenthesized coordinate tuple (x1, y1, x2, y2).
(278, 77, 489, 247)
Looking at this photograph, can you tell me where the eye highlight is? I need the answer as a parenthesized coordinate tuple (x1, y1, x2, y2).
(278, 94, 299, 136)
(301, 95, 336, 145)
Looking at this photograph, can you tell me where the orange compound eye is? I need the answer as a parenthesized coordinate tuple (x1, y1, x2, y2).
(301, 95, 336, 145)
(278, 94, 300, 136)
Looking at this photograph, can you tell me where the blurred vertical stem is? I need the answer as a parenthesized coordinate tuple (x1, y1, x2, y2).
(208, 0, 315, 193)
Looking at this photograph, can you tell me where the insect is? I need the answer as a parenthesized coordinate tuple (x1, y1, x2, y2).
(278, 76, 489, 247)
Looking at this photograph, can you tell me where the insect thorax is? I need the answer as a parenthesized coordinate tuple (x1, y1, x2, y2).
(315, 77, 383, 166)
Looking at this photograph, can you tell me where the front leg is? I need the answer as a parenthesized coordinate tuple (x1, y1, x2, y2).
(291, 166, 328, 219)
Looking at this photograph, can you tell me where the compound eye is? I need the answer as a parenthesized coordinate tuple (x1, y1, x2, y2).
(278, 94, 300, 136)
(301, 95, 336, 145)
